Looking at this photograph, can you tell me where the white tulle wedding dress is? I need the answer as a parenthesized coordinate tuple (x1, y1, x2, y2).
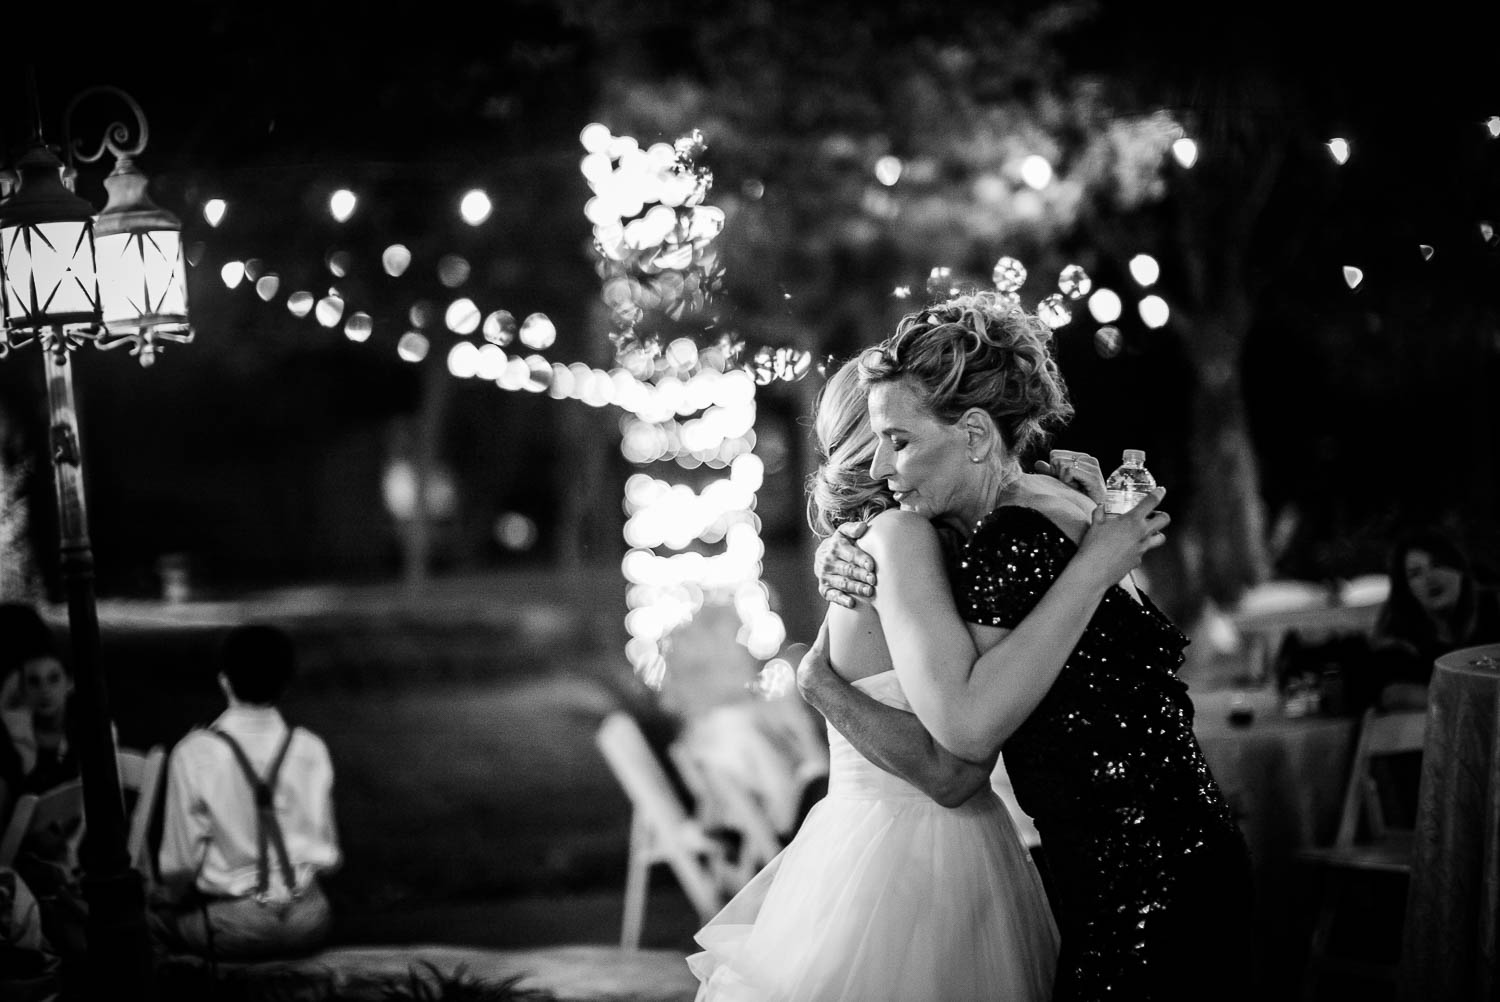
(687, 670, 1059, 1002)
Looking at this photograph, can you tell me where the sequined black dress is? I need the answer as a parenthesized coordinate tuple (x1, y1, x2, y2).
(954, 505, 1253, 1002)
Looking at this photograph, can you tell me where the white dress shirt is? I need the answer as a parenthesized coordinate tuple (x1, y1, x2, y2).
(158, 705, 340, 902)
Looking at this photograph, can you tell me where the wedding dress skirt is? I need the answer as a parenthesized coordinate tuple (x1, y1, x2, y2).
(687, 670, 1058, 1002)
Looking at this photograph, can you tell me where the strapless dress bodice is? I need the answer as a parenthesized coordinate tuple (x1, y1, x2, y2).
(826, 671, 934, 802)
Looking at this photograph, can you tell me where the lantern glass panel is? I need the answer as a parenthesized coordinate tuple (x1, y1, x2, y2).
(97, 228, 188, 331)
(0, 219, 100, 330)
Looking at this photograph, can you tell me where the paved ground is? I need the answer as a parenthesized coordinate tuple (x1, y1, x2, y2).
(38, 568, 1395, 1001)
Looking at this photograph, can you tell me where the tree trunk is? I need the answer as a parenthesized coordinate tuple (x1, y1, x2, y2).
(401, 359, 453, 595)
(1183, 348, 1271, 610)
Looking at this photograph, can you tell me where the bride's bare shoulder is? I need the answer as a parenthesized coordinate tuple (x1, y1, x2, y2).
(861, 508, 939, 552)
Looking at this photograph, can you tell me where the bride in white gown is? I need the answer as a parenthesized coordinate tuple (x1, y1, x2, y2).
(688, 358, 1158, 1002)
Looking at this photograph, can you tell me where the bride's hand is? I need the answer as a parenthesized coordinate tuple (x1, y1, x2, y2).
(1074, 487, 1169, 587)
(1035, 450, 1106, 505)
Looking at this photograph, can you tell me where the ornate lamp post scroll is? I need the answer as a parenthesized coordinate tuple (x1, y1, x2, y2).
(0, 80, 190, 1001)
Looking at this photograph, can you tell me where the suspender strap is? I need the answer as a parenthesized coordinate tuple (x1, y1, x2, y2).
(210, 726, 300, 898)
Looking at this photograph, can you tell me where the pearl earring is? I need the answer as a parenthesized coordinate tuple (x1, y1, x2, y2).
(969, 455, 981, 463)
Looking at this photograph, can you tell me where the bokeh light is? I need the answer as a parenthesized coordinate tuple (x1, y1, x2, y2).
(437, 254, 471, 288)
(315, 295, 345, 327)
(220, 261, 244, 289)
(494, 512, 539, 551)
(397, 331, 430, 362)
(1057, 264, 1092, 300)
(1171, 137, 1198, 168)
(477, 344, 507, 382)
(382, 244, 412, 277)
(1087, 288, 1123, 323)
(445, 298, 481, 335)
(1094, 326, 1123, 358)
(519, 313, 557, 350)
(203, 199, 227, 227)
(344, 312, 373, 343)
(1019, 154, 1053, 190)
(409, 300, 438, 329)
(484, 310, 518, 345)
(1037, 293, 1072, 329)
(460, 190, 492, 225)
(447, 341, 481, 378)
(287, 291, 314, 318)
(325, 249, 353, 278)
(1138, 295, 1170, 328)
(1326, 138, 1351, 165)
(874, 155, 903, 186)
(992, 256, 1027, 293)
(1129, 254, 1160, 287)
(579, 122, 612, 154)
(329, 189, 357, 222)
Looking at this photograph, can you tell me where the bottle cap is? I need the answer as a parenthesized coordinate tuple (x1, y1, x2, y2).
(1123, 449, 1146, 464)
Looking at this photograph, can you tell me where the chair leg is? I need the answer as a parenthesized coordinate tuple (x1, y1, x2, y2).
(668, 843, 728, 923)
(621, 812, 651, 950)
(1302, 868, 1342, 1002)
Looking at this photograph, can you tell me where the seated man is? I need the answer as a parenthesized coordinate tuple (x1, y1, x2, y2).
(154, 623, 341, 961)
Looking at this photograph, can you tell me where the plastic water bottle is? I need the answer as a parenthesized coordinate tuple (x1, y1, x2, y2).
(1104, 449, 1156, 518)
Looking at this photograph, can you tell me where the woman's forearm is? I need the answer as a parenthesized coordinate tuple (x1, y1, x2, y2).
(798, 667, 994, 808)
(900, 555, 1113, 761)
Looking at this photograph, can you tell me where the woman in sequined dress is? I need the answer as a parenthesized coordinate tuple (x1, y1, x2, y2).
(688, 357, 1170, 1002)
(800, 292, 1253, 1002)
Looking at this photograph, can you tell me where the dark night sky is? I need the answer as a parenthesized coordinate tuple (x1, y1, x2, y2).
(3, 0, 1498, 594)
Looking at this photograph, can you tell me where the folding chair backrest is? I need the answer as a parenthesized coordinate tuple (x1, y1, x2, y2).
(0, 795, 36, 866)
(1332, 708, 1427, 847)
(122, 745, 167, 878)
(117, 748, 148, 791)
(0, 779, 85, 866)
(669, 738, 784, 875)
(596, 712, 693, 833)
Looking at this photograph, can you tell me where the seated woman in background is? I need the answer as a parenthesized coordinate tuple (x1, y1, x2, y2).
(17, 637, 77, 797)
(0, 604, 77, 800)
(1372, 527, 1500, 711)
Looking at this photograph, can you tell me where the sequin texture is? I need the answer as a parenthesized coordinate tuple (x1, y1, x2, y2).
(954, 505, 1252, 1002)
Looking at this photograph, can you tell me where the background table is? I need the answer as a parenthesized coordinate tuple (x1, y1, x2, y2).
(1192, 688, 1358, 996)
(1398, 643, 1500, 1002)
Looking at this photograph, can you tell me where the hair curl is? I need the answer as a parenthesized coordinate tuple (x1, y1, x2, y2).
(858, 291, 1073, 459)
(806, 358, 897, 538)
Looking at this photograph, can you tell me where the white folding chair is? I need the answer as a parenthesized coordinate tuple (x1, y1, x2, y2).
(595, 711, 729, 949)
(668, 738, 784, 889)
(1297, 707, 1426, 999)
(117, 744, 166, 879)
(0, 778, 85, 868)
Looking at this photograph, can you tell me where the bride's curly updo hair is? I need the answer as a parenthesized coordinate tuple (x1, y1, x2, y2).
(806, 358, 897, 538)
(858, 291, 1074, 459)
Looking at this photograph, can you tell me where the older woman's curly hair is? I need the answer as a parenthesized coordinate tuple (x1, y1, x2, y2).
(858, 291, 1073, 459)
(806, 358, 897, 538)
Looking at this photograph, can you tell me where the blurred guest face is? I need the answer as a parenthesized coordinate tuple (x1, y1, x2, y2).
(867, 380, 972, 522)
(1404, 549, 1463, 617)
(22, 657, 70, 718)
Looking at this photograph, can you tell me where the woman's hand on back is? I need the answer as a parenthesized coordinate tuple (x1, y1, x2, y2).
(1073, 487, 1170, 589)
(815, 522, 878, 608)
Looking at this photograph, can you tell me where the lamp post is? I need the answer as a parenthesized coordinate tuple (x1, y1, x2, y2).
(0, 80, 190, 1001)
